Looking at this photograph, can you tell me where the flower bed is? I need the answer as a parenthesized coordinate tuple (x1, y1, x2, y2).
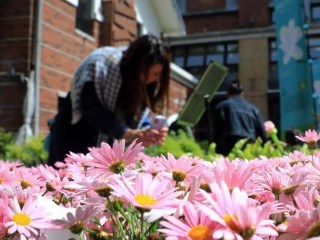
(1, 130, 320, 240)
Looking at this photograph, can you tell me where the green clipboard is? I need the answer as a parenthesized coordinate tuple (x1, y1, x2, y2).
(177, 61, 228, 127)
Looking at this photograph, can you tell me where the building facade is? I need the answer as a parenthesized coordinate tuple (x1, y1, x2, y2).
(166, 0, 320, 140)
(0, 0, 192, 139)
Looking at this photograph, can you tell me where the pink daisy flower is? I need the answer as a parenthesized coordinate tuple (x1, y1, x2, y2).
(0, 160, 23, 171)
(140, 155, 165, 176)
(0, 195, 9, 238)
(86, 139, 143, 178)
(109, 173, 183, 211)
(0, 168, 15, 190)
(160, 201, 219, 240)
(5, 196, 52, 240)
(52, 205, 99, 235)
(159, 153, 203, 183)
(198, 181, 278, 240)
(279, 205, 320, 239)
(37, 165, 70, 193)
(282, 150, 311, 166)
(3, 185, 42, 208)
(13, 168, 45, 189)
(212, 158, 258, 191)
(296, 129, 320, 147)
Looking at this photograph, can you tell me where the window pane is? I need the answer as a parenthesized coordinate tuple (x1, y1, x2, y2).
(270, 40, 278, 62)
(226, 0, 239, 9)
(308, 37, 320, 59)
(173, 56, 184, 67)
(227, 43, 237, 52)
(172, 47, 185, 67)
(227, 53, 238, 64)
(206, 45, 224, 64)
(187, 47, 205, 67)
(309, 38, 320, 47)
(269, 63, 279, 89)
(176, 0, 186, 14)
(312, 4, 320, 22)
(76, 0, 94, 35)
(208, 45, 224, 53)
(310, 47, 320, 59)
(226, 43, 238, 64)
(206, 53, 223, 64)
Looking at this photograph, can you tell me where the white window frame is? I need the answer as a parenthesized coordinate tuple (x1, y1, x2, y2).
(65, 0, 103, 22)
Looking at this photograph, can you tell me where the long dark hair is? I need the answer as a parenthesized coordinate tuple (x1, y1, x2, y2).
(118, 34, 170, 119)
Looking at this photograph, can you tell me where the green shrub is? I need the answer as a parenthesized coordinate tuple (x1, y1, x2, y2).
(0, 128, 14, 159)
(5, 136, 48, 166)
(227, 137, 310, 160)
(144, 129, 214, 160)
(0, 128, 48, 166)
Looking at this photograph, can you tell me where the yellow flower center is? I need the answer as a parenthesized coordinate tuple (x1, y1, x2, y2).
(95, 186, 111, 197)
(69, 221, 84, 235)
(172, 170, 186, 182)
(12, 213, 31, 226)
(109, 160, 125, 174)
(21, 180, 32, 189)
(0, 178, 2, 184)
(223, 213, 240, 232)
(240, 228, 256, 240)
(134, 194, 157, 207)
(307, 222, 320, 238)
(200, 183, 211, 193)
(188, 225, 213, 240)
(284, 185, 298, 195)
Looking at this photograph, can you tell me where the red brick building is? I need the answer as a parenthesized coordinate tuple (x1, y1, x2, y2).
(0, 0, 192, 137)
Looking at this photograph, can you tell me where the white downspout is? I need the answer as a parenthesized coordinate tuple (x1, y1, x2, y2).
(34, 0, 43, 135)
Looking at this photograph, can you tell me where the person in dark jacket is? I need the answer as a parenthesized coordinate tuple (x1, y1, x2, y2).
(48, 34, 170, 166)
(214, 80, 267, 156)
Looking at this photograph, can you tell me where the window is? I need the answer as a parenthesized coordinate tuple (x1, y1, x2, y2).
(176, 0, 186, 14)
(311, 3, 320, 22)
(268, 39, 280, 131)
(171, 42, 238, 92)
(268, 39, 279, 90)
(308, 36, 320, 59)
(226, 0, 238, 10)
(269, 7, 275, 24)
(187, 47, 205, 67)
(76, 0, 95, 35)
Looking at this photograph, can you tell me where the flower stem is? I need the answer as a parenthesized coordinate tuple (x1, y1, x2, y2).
(140, 211, 145, 240)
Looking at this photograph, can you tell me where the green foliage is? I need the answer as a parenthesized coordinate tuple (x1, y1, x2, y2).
(227, 136, 311, 160)
(0, 128, 47, 166)
(144, 129, 214, 160)
(227, 138, 285, 160)
(0, 128, 14, 159)
(5, 136, 48, 166)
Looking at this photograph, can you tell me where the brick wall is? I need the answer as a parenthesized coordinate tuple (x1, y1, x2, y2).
(168, 80, 188, 116)
(0, 75, 26, 131)
(39, 0, 99, 133)
(184, 12, 239, 33)
(0, 0, 34, 131)
(239, 0, 269, 28)
(186, 0, 225, 12)
(100, 0, 137, 46)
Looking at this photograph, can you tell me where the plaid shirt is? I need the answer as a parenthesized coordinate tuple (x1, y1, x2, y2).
(70, 46, 124, 144)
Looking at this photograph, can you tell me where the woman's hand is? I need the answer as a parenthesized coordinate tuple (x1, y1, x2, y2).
(123, 128, 168, 147)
